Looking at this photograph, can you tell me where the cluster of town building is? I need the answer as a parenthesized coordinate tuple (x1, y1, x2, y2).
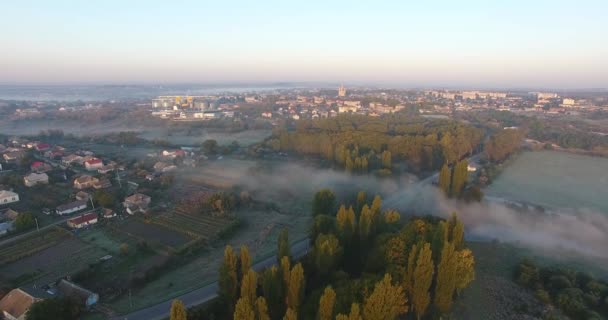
(147, 87, 608, 122)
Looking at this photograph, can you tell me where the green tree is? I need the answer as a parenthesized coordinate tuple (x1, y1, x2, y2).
(93, 190, 115, 208)
(434, 242, 457, 314)
(312, 189, 336, 216)
(411, 243, 434, 320)
(262, 266, 284, 320)
(219, 245, 239, 308)
(363, 273, 408, 320)
(26, 298, 81, 320)
(277, 228, 291, 262)
(14, 212, 35, 232)
(170, 299, 187, 320)
(318, 286, 336, 320)
(438, 164, 451, 196)
(202, 139, 219, 154)
(450, 160, 468, 197)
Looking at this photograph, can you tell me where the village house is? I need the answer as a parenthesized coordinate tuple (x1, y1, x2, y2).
(161, 149, 186, 159)
(67, 212, 98, 229)
(73, 175, 99, 189)
(62, 154, 83, 166)
(92, 178, 112, 189)
(56, 279, 99, 308)
(34, 143, 50, 152)
(30, 161, 52, 173)
(0, 190, 19, 205)
(153, 161, 177, 173)
(56, 200, 87, 215)
(97, 164, 115, 174)
(75, 191, 90, 201)
(84, 158, 103, 171)
(3, 151, 24, 162)
(102, 208, 116, 219)
(0, 288, 46, 320)
(23, 172, 49, 187)
(124, 193, 151, 214)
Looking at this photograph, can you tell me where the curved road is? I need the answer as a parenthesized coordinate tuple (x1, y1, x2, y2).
(112, 240, 310, 320)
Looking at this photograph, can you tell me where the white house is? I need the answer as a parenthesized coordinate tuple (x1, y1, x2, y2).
(56, 200, 87, 215)
(23, 173, 49, 187)
(84, 158, 103, 171)
(67, 212, 98, 229)
(0, 190, 19, 205)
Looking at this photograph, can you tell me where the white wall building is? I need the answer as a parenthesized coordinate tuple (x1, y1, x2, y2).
(0, 190, 19, 205)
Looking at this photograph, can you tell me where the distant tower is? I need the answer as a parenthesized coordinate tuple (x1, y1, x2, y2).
(338, 84, 346, 97)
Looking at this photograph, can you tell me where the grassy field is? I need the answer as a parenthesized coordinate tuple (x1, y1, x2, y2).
(112, 218, 194, 250)
(0, 227, 70, 265)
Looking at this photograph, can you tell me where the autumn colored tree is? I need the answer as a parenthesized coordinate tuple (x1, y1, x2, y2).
(381, 150, 392, 169)
(370, 195, 382, 219)
(314, 233, 343, 275)
(280, 256, 291, 289)
(233, 297, 255, 320)
(450, 160, 468, 197)
(312, 189, 336, 216)
(358, 204, 373, 239)
(337, 205, 356, 240)
(240, 269, 258, 306)
(404, 243, 419, 294)
(170, 299, 187, 320)
(431, 221, 448, 263)
(385, 236, 407, 266)
(449, 214, 465, 250)
(438, 164, 451, 196)
(335, 303, 362, 320)
(434, 242, 457, 314)
(411, 243, 434, 320)
(287, 263, 305, 311)
(219, 245, 239, 309)
(283, 308, 297, 320)
(356, 191, 367, 214)
(277, 228, 291, 262)
(318, 286, 336, 320)
(363, 273, 408, 320)
(384, 209, 400, 224)
(255, 296, 270, 320)
(455, 249, 475, 294)
(240, 245, 252, 279)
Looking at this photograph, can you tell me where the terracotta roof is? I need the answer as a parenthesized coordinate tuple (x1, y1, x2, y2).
(85, 158, 102, 165)
(68, 212, 97, 226)
(0, 288, 36, 319)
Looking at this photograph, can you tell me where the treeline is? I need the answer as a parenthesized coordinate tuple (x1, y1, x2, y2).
(484, 128, 525, 163)
(515, 260, 608, 320)
(177, 190, 476, 320)
(266, 115, 484, 172)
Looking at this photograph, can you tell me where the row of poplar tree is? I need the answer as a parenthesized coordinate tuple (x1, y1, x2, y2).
(170, 190, 476, 320)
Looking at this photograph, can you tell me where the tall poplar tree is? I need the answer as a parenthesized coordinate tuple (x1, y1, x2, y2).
(434, 242, 457, 314)
(287, 263, 305, 311)
(363, 273, 408, 320)
(219, 245, 239, 309)
(318, 286, 336, 320)
(411, 243, 434, 320)
(439, 164, 451, 196)
(169, 299, 187, 320)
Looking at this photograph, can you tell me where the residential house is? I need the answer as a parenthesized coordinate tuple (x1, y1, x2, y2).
(30, 161, 52, 173)
(102, 208, 116, 219)
(73, 175, 99, 189)
(75, 191, 90, 201)
(56, 200, 87, 215)
(0, 288, 44, 320)
(84, 158, 103, 171)
(0, 190, 19, 205)
(23, 173, 49, 187)
(67, 212, 98, 229)
(34, 143, 50, 152)
(92, 178, 112, 189)
(161, 150, 185, 159)
(62, 154, 83, 166)
(97, 164, 114, 174)
(56, 279, 99, 308)
(3, 151, 24, 162)
(153, 161, 177, 173)
(123, 193, 151, 214)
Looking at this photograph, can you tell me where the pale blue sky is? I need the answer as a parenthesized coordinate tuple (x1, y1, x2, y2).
(1, 0, 607, 88)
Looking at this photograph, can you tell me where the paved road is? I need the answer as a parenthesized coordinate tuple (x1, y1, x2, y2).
(112, 240, 310, 320)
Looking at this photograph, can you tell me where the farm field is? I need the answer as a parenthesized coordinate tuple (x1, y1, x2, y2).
(0, 227, 70, 266)
(113, 219, 193, 249)
(153, 207, 236, 241)
(0, 228, 108, 286)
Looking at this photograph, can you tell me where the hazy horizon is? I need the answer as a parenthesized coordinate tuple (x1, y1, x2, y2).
(2, 0, 607, 87)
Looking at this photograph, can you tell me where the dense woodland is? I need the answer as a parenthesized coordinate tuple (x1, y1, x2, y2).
(266, 115, 484, 173)
(177, 190, 476, 320)
(484, 128, 525, 163)
(515, 260, 608, 320)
